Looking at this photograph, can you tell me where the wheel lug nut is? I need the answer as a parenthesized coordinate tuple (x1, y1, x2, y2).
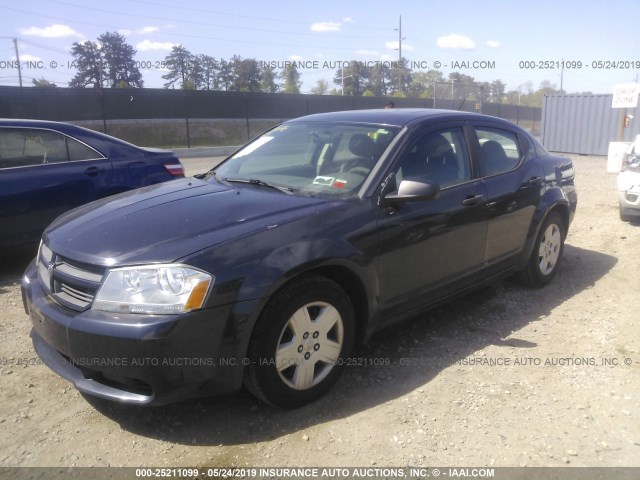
(304, 353, 311, 360)
(298, 346, 303, 353)
(314, 344, 320, 351)
(303, 333, 309, 339)
(313, 332, 319, 338)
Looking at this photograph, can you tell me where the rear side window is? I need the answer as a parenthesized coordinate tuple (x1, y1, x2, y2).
(0, 128, 101, 169)
(476, 128, 521, 176)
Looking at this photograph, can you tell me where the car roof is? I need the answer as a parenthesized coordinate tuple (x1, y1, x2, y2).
(0, 118, 104, 139)
(0, 118, 140, 148)
(0, 118, 80, 129)
(287, 108, 495, 127)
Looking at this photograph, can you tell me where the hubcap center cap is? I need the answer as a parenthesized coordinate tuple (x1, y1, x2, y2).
(302, 338, 315, 353)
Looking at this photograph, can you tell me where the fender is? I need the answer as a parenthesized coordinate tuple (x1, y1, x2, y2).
(234, 235, 377, 300)
(181, 199, 380, 338)
(215, 236, 378, 361)
(247, 238, 379, 344)
(518, 156, 577, 266)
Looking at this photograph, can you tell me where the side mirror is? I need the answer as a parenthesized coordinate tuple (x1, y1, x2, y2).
(381, 179, 440, 206)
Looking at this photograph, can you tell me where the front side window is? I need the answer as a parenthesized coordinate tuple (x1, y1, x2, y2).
(213, 122, 399, 197)
(394, 127, 471, 189)
(476, 127, 521, 176)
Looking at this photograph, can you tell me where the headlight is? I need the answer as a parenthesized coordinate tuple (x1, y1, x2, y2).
(93, 264, 213, 315)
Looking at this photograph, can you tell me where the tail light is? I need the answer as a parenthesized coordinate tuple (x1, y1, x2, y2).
(163, 162, 185, 177)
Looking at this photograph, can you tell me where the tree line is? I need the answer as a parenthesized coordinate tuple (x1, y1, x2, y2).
(47, 32, 583, 108)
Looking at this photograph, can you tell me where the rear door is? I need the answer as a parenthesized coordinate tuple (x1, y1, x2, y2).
(470, 123, 544, 273)
(0, 127, 113, 247)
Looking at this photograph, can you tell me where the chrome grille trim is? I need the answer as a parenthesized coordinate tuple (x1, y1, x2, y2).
(56, 290, 94, 309)
(55, 262, 103, 283)
(37, 242, 54, 292)
(60, 283, 95, 303)
(37, 244, 105, 312)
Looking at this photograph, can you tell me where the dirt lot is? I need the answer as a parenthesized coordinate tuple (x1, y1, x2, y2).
(0, 155, 638, 469)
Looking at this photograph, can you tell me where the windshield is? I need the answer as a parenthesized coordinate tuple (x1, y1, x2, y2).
(213, 122, 400, 198)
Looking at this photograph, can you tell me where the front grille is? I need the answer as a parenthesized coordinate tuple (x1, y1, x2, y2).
(37, 243, 105, 311)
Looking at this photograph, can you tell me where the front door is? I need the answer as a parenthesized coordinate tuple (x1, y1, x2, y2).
(376, 126, 488, 318)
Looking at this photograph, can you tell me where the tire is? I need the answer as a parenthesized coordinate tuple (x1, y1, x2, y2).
(244, 274, 355, 408)
(619, 209, 633, 222)
(517, 211, 566, 287)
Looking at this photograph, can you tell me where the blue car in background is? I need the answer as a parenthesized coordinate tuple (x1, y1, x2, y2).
(0, 119, 185, 249)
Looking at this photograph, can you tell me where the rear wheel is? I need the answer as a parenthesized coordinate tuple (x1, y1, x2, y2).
(244, 275, 355, 408)
(517, 212, 565, 287)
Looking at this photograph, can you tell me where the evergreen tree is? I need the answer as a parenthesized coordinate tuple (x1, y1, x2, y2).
(231, 55, 262, 92)
(282, 64, 301, 94)
(32, 77, 57, 88)
(310, 79, 329, 95)
(69, 40, 106, 88)
(98, 32, 143, 88)
(489, 79, 506, 103)
(196, 54, 218, 90)
(261, 67, 279, 93)
(162, 45, 194, 89)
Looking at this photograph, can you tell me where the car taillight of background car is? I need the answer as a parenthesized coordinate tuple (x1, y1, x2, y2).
(163, 162, 185, 177)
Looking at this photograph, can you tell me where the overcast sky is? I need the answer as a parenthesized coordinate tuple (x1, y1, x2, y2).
(1, 0, 639, 94)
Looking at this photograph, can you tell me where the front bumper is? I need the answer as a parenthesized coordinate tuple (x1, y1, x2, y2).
(21, 259, 258, 405)
(618, 171, 640, 214)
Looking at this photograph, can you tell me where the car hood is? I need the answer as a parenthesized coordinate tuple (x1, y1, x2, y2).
(44, 177, 336, 266)
(618, 170, 640, 191)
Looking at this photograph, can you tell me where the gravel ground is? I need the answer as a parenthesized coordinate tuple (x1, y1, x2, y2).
(0, 154, 638, 470)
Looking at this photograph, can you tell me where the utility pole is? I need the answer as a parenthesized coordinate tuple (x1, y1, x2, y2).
(398, 15, 402, 93)
(394, 16, 404, 94)
(13, 38, 23, 88)
(398, 15, 402, 62)
(341, 71, 353, 96)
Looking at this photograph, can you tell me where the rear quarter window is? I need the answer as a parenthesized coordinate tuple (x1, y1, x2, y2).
(67, 138, 102, 161)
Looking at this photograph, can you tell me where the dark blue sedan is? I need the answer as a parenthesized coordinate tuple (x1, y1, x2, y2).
(0, 119, 184, 249)
(22, 109, 576, 408)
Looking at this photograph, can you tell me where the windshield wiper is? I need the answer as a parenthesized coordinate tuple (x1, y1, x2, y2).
(223, 177, 294, 194)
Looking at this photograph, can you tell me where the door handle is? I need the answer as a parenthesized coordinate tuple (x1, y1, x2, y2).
(461, 194, 485, 206)
(527, 176, 542, 185)
(519, 176, 542, 190)
(83, 166, 103, 176)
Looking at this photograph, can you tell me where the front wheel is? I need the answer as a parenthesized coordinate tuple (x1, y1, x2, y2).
(244, 275, 355, 408)
(517, 211, 566, 287)
(619, 207, 633, 222)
